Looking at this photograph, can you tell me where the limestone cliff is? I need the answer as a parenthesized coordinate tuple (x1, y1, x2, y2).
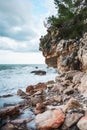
(39, 29, 87, 73)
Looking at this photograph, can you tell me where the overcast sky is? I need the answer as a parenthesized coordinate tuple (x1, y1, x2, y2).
(0, 0, 56, 64)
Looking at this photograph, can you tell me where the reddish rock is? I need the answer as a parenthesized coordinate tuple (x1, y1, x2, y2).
(26, 83, 46, 94)
(26, 85, 34, 93)
(34, 83, 46, 91)
(35, 109, 65, 130)
(0, 106, 20, 119)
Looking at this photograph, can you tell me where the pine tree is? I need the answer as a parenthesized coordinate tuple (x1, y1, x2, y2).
(47, 0, 87, 39)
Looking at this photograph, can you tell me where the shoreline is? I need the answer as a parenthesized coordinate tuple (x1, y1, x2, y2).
(0, 69, 87, 130)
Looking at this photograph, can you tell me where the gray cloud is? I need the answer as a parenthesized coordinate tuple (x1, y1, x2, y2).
(0, 0, 56, 53)
(0, 0, 38, 41)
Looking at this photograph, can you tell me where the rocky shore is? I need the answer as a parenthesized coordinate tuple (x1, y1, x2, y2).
(0, 69, 87, 130)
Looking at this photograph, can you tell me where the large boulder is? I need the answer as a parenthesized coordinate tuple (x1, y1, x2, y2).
(35, 109, 65, 130)
(62, 112, 83, 129)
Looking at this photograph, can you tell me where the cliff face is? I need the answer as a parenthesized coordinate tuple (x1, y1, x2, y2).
(40, 29, 87, 73)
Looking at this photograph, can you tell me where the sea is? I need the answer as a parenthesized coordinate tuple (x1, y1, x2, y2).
(0, 64, 58, 108)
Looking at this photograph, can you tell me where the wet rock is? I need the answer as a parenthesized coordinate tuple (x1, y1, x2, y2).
(17, 89, 27, 98)
(31, 70, 46, 75)
(35, 109, 65, 130)
(77, 116, 87, 130)
(62, 112, 83, 129)
(0, 94, 13, 98)
(64, 97, 82, 112)
(0, 106, 20, 119)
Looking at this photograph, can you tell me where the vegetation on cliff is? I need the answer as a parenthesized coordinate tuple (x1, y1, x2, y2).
(40, 0, 87, 52)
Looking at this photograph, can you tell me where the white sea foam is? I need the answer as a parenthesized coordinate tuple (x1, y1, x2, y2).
(0, 64, 58, 108)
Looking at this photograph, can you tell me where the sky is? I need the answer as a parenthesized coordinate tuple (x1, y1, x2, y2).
(0, 0, 56, 64)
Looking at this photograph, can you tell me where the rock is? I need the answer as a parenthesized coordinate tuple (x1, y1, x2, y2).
(0, 94, 13, 98)
(63, 88, 74, 95)
(26, 83, 46, 94)
(73, 72, 84, 84)
(77, 116, 87, 130)
(10, 117, 34, 124)
(46, 80, 55, 85)
(0, 119, 7, 128)
(62, 112, 83, 129)
(54, 95, 62, 103)
(31, 70, 46, 75)
(64, 97, 82, 112)
(0, 106, 20, 119)
(51, 85, 60, 92)
(64, 70, 79, 80)
(34, 103, 46, 114)
(33, 83, 46, 91)
(31, 95, 44, 106)
(78, 74, 87, 93)
(1, 123, 15, 130)
(35, 109, 65, 130)
(17, 89, 27, 98)
(78, 34, 87, 72)
(32, 90, 43, 96)
(61, 80, 71, 86)
(45, 55, 58, 68)
(26, 85, 34, 93)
